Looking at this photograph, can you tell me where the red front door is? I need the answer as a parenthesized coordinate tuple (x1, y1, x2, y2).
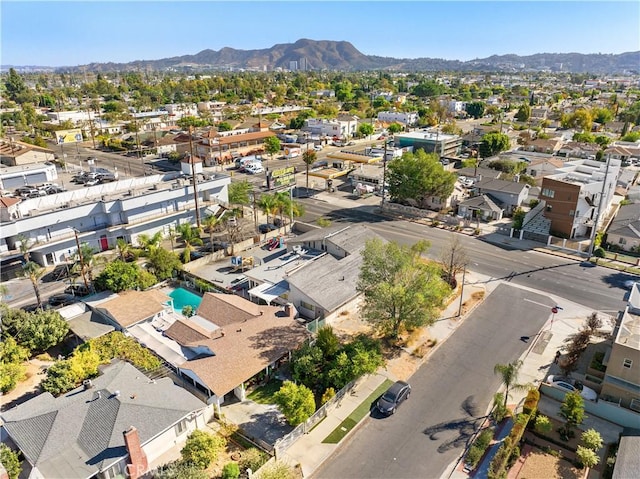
(99, 235, 109, 251)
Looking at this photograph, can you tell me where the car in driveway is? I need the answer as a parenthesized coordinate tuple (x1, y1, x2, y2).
(259, 223, 278, 234)
(376, 380, 411, 415)
(547, 375, 598, 401)
(64, 284, 91, 297)
(48, 293, 78, 307)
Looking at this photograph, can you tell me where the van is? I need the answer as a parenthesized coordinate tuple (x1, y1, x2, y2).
(236, 155, 262, 171)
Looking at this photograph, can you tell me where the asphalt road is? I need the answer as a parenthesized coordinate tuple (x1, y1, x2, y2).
(313, 284, 554, 479)
(297, 196, 629, 315)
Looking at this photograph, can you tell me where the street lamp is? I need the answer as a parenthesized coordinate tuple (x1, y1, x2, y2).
(381, 139, 391, 209)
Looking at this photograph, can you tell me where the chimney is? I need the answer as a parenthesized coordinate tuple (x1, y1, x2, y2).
(284, 303, 295, 319)
(123, 426, 148, 479)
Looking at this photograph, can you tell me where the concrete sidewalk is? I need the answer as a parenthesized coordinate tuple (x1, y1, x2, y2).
(281, 373, 388, 477)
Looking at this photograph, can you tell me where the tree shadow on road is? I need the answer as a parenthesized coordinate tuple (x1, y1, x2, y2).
(423, 395, 488, 453)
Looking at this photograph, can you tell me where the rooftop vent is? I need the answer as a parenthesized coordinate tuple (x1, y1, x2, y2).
(83, 379, 93, 390)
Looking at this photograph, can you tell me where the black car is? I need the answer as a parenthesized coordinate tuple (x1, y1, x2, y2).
(376, 381, 411, 415)
(64, 284, 90, 297)
(48, 293, 78, 307)
(259, 223, 278, 234)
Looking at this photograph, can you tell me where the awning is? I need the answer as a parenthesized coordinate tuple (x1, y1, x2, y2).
(307, 168, 351, 179)
(327, 151, 383, 163)
(248, 280, 290, 304)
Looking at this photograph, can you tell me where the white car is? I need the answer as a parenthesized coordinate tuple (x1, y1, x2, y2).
(313, 144, 323, 151)
(547, 375, 597, 401)
(245, 164, 264, 175)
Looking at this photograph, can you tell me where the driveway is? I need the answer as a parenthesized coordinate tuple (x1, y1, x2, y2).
(222, 399, 293, 449)
(313, 283, 555, 479)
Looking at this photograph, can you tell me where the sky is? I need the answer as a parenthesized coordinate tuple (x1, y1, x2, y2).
(2, 1, 639, 67)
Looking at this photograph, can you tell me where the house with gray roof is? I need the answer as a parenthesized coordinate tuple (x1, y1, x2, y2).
(472, 178, 531, 215)
(606, 202, 640, 252)
(457, 194, 504, 222)
(1, 361, 209, 479)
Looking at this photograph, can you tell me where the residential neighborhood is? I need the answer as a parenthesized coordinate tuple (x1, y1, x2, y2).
(2, 7, 640, 479)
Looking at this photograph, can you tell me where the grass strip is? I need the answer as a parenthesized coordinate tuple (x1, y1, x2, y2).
(322, 379, 393, 444)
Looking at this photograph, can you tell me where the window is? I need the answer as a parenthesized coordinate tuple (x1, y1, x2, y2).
(174, 418, 187, 435)
(104, 460, 126, 479)
(619, 238, 627, 245)
(541, 188, 555, 198)
(623, 358, 633, 369)
(569, 210, 574, 216)
(300, 301, 315, 311)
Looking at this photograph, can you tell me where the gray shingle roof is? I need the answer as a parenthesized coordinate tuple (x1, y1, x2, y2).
(475, 177, 529, 195)
(1, 361, 205, 479)
(287, 252, 363, 312)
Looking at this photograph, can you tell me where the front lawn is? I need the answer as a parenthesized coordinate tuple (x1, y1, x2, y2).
(247, 379, 283, 404)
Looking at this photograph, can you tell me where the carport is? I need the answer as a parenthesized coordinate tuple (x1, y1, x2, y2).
(248, 280, 290, 305)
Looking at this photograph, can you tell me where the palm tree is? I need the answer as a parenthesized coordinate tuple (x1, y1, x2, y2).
(257, 194, 278, 225)
(178, 224, 203, 263)
(137, 231, 163, 255)
(17, 234, 35, 263)
(115, 238, 134, 262)
(493, 360, 527, 408)
(302, 148, 317, 191)
(202, 215, 221, 250)
(22, 261, 44, 308)
(274, 191, 305, 233)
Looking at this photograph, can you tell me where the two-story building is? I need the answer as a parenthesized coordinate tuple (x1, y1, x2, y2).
(394, 130, 463, 158)
(377, 111, 419, 126)
(0, 173, 231, 269)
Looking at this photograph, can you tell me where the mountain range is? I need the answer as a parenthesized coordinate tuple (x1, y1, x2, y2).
(17, 39, 640, 74)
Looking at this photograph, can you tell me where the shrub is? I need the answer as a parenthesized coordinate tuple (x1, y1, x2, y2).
(321, 387, 336, 405)
(576, 445, 600, 468)
(256, 460, 297, 479)
(581, 429, 604, 451)
(594, 247, 606, 258)
(465, 428, 494, 468)
(222, 462, 240, 479)
(238, 448, 268, 472)
(152, 460, 208, 479)
(522, 389, 540, 415)
(180, 430, 227, 469)
(0, 444, 21, 479)
(534, 415, 553, 435)
(0, 362, 26, 393)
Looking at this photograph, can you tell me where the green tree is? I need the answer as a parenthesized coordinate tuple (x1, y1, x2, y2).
(0, 336, 29, 364)
(357, 239, 450, 339)
(559, 391, 585, 439)
(592, 107, 613, 127)
(147, 247, 182, 280)
(0, 443, 21, 479)
(16, 309, 69, 353)
(115, 238, 136, 262)
(177, 224, 204, 263)
(41, 360, 76, 395)
(228, 180, 252, 205)
(273, 380, 316, 426)
(581, 428, 603, 451)
(0, 362, 27, 393)
(4, 68, 28, 103)
(180, 430, 227, 469)
(480, 132, 511, 157)
(387, 122, 403, 134)
(95, 260, 157, 292)
(387, 150, 456, 209)
(21, 261, 44, 308)
(573, 132, 595, 143)
(316, 326, 340, 358)
(358, 123, 374, 138)
(302, 148, 317, 191)
(515, 103, 531, 122)
(217, 121, 232, 132)
(263, 136, 281, 164)
(576, 446, 600, 468)
(257, 194, 279, 225)
(493, 360, 527, 408)
(466, 101, 486, 119)
(202, 214, 222, 251)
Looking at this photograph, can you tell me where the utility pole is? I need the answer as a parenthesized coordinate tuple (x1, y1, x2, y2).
(587, 155, 612, 258)
(457, 267, 467, 317)
(73, 228, 90, 291)
(381, 139, 389, 209)
(188, 126, 202, 230)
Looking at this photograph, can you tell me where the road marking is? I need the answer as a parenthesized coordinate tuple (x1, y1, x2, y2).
(523, 298, 552, 308)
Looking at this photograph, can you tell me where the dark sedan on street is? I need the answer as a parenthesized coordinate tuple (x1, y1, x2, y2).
(376, 381, 411, 416)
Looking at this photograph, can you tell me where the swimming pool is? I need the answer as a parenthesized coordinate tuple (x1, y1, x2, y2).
(168, 287, 203, 313)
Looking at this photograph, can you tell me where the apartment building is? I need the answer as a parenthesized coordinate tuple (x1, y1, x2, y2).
(0, 173, 231, 270)
(394, 130, 463, 157)
(540, 158, 621, 239)
(377, 111, 419, 126)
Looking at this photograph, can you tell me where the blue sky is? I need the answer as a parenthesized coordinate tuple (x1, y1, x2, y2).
(2, 1, 639, 67)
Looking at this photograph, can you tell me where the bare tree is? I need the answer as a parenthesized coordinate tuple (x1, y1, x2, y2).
(440, 234, 469, 287)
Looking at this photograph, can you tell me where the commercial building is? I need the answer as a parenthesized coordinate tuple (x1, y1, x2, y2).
(394, 130, 463, 157)
(377, 111, 419, 126)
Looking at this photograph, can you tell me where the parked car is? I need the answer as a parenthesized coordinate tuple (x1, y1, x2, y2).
(259, 223, 278, 234)
(48, 293, 78, 307)
(547, 375, 597, 401)
(28, 190, 48, 198)
(245, 163, 264, 174)
(623, 278, 638, 289)
(84, 178, 100, 186)
(313, 144, 323, 151)
(64, 284, 90, 297)
(346, 141, 356, 146)
(45, 185, 66, 194)
(376, 381, 411, 415)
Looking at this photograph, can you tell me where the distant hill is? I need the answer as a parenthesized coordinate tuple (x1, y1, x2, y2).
(9, 39, 640, 74)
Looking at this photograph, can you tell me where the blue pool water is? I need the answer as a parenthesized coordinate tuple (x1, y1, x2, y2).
(169, 288, 203, 313)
